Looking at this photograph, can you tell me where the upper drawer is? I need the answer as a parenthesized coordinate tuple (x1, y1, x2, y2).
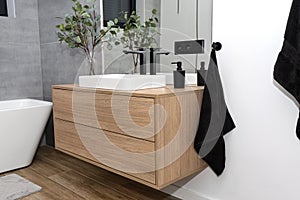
(53, 88, 155, 141)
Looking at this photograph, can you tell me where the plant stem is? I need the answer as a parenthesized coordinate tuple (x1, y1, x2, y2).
(86, 52, 95, 75)
(132, 54, 139, 73)
(89, 56, 95, 75)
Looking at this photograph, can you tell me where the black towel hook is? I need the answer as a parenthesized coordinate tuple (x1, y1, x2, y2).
(212, 42, 222, 51)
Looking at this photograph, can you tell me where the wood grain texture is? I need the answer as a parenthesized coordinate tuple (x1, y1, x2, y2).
(155, 91, 208, 188)
(55, 119, 156, 184)
(52, 84, 207, 190)
(48, 170, 132, 200)
(53, 88, 155, 141)
(53, 84, 204, 98)
(2, 146, 179, 200)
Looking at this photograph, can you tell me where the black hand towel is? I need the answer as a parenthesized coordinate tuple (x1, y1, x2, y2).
(194, 48, 236, 176)
(274, 0, 300, 139)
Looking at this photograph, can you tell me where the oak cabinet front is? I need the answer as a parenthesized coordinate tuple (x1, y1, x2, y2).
(52, 84, 207, 189)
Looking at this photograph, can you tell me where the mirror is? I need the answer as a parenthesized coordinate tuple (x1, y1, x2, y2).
(100, 0, 213, 74)
(160, 0, 212, 72)
(102, 0, 136, 27)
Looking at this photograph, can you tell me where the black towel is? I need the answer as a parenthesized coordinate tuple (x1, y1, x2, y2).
(274, 0, 300, 139)
(194, 48, 236, 176)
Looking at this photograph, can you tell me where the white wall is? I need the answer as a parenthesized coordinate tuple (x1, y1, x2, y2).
(167, 0, 300, 199)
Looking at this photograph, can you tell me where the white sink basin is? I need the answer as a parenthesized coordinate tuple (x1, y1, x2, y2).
(79, 74, 166, 91)
(157, 73, 197, 85)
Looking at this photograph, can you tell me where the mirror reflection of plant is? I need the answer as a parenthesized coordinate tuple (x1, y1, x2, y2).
(117, 9, 160, 72)
(56, 0, 120, 75)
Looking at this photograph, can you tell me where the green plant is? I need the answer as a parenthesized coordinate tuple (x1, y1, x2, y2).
(119, 9, 159, 49)
(56, 0, 119, 75)
(117, 9, 160, 72)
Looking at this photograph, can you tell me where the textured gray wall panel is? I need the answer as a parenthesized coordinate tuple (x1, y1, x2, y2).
(0, 0, 42, 101)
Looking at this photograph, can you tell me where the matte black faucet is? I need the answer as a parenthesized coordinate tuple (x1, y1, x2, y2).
(150, 48, 170, 75)
(123, 48, 147, 75)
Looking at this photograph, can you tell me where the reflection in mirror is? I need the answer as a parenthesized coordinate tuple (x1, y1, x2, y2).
(0, 0, 8, 17)
(0, 0, 15, 18)
(160, 0, 213, 73)
(100, 0, 212, 75)
(103, 0, 136, 27)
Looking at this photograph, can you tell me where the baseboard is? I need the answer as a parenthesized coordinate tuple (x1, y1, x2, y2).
(163, 184, 214, 200)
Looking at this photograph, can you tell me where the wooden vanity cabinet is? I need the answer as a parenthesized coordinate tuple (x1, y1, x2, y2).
(52, 84, 207, 189)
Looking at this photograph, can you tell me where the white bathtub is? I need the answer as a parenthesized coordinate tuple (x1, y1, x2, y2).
(0, 99, 52, 173)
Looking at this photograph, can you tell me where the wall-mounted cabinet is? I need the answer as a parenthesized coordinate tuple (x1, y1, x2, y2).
(52, 84, 207, 189)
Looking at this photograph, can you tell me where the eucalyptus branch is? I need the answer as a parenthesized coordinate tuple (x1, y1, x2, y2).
(117, 9, 160, 72)
(118, 9, 159, 50)
(56, 0, 119, 75)
(58, 31, 86, 51)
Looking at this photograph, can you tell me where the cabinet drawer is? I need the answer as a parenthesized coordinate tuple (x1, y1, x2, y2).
(53, 89, 155, 141)
(54, 119, 156, 184)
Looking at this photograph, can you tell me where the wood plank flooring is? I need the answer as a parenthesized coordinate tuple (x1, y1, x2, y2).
(1, 146, 180, 200)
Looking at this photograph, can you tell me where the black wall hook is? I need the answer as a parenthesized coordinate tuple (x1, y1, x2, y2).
(212, 42, 222, 51)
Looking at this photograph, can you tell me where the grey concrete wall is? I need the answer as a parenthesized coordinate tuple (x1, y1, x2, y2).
(38, 0, 89, 101)
(0, 0, 43, 101)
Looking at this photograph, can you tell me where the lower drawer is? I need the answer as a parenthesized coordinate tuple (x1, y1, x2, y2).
(54, 119, 156, 184)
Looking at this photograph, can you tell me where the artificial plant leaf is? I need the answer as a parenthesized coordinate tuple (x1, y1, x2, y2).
(65, 24, 72, 31)
(85, 20, 93, 26)
(100, 29, 106, 35)
(107, 20, 114, 27)
(57, 32, 64, 38)
(114, 18, 119, 24)
(75, 36, 81, 43)
(82, 13, 90, 18)
(59, 24, 65, 31)
(110, 30, 117, 35)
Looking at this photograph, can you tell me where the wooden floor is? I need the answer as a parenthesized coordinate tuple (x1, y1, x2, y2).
(2, 146, 180, 200)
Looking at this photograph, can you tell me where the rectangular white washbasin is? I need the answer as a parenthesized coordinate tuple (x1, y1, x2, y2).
(157, 73, 197, 85)
(79, 74, 166, 91)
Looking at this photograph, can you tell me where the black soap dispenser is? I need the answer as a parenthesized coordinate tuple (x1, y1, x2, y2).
(197, 61, 207, 86)
(171, 61, 185, 88)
